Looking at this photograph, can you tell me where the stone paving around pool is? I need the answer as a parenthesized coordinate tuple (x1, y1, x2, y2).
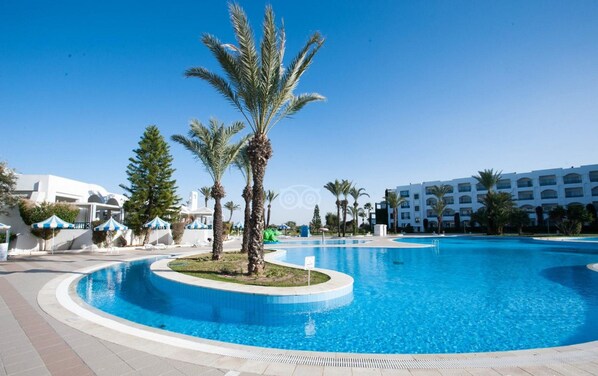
(1, 236, 598, 375)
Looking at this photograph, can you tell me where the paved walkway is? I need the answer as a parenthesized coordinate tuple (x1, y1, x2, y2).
(1, 239, 598, 375)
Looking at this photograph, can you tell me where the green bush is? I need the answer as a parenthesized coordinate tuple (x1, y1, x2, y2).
(171, 222, 185, 244)
(18, 200, 79, 250)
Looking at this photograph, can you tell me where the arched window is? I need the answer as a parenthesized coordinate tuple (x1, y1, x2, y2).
(517, 178, 533, 188)
(459, 195, 472, 204)
(540, 189, 557, 199)
(563, 173, 582, 184)
(88, 194, 102, 203)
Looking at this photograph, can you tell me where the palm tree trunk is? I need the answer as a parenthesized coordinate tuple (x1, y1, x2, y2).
(211, 182, 225, 260)
(336, 201, 341, 237)
(247, 135, 272, 275)
(437, 216, 443, 233)
(353, 203, 358, 235)
(266, 204, 271, 228)
(343, 200, 347, 238)
(241, 184, 252, 254)
(394, 208, 398, 234)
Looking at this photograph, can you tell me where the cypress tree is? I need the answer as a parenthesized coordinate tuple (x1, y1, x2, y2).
(311, 205, 322, 232)
(120, 125, 180, 244)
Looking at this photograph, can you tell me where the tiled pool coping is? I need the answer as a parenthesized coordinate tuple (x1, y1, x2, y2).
(37, 246, 598, 373)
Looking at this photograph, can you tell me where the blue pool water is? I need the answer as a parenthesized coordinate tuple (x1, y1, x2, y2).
(77, 237, 598, 354)
(276, 239, 367, 245)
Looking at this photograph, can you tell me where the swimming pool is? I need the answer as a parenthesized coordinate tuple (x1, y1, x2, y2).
(77, 237, 598, 354)
(275, 239, 367, 245)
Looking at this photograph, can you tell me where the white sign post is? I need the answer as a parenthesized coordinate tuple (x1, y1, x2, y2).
(304, 256, 315, 286)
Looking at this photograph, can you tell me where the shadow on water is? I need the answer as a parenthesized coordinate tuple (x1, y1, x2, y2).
(541, 265, 598, 345)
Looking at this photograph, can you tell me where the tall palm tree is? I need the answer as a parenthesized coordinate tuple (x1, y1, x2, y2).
(172, 119, 247, 260)
(324, 180, 343, 237)
(198, 186, 212, 224)
(429, 184, 452, 232)
(473, 169, 502, 234)
(186, 4, 324, 274)
(199, 186, 212, 207)
(264, 190, 279, 228)
(224, 201, 240, 222)
(350, 186, 369, 235)
(386, 191, 406, 234)
(340, 180, 353, 237)
(234, 147, 252, 253)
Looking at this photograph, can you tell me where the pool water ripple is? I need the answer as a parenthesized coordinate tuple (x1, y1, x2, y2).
(77, 237, 598, 354)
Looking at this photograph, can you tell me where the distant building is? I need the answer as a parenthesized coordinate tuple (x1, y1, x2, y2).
(379, 164, 598, 232)
(13, 174, 126, 227)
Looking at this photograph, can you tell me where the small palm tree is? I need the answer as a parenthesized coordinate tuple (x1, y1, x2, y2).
(363, 202, 373, 229)
(429, 184, 452, 232)
(188, 4, 325, 274)
(224, 201, 240, 223)
(199, 186, 212, 207)
(350, 186, 369, 235)
(324, 180, 343, 237)
(386, 191, 406, 234)
(264, 190, 279, 228)
(172, 118, 247, 260)
(234, 147, 252, 253)
(473, 169, 502, 192)
(358, 208, 367, 227)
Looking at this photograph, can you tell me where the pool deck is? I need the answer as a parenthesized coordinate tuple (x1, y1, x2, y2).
(0, 237, 597, 375)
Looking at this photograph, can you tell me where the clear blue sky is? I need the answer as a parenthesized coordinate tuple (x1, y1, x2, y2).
(2, 1, 598, 225)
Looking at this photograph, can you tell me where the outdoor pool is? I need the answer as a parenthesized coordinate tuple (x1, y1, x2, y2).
(77, 237, 598, 354)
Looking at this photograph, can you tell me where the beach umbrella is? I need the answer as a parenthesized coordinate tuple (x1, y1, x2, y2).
(94, 218, 128, 250)
(185, 219, 208, 229)
(278, 223, 290, 235)
(144, 216, 171, 245)
(94, 218, 128, 231)
(31, 215, 75, 253)
(186, 219, 208, 244)
(232, 221, 244, 235)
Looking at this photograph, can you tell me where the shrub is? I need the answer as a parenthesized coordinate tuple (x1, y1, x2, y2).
(171, 222, 185, 244)
(115, 235, 127, 247)
(18, 200, 79, 250)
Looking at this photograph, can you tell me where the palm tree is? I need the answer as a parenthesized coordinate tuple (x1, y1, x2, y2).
(473, 169, 503, 234)
(199, 186, 212, 207)
(264, 190, 279, 228)
(224, 201, 240, 223)
(340, 180, 353, 237)
(386, 191, 406, 234)
(350, 187, 369, 235)
(324, 180, 343, 237)
(186, 4, 324, 274)
(172, 118, 247, 260)
(364, 202, 373, 229)
(429, 184, 452, 232)
(358, 208, 367, 227)
(473, 169, 501, 192)
(234, 147, 252, 253)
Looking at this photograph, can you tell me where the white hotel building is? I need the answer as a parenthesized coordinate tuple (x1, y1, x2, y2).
(379, 164, 598, 232)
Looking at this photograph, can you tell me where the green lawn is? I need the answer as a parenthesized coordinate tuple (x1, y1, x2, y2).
(168, 252, 330, 287)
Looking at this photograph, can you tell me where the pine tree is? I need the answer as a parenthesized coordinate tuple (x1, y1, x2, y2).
(311, 205, 322, 232)
(120, 125, 180, 243)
